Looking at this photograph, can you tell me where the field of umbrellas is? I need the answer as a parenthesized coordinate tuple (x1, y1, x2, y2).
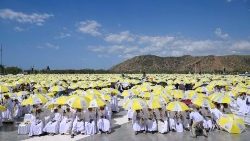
(0, 74, 250, 135)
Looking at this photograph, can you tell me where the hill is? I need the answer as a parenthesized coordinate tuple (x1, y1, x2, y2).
(110, 55, 250, 73)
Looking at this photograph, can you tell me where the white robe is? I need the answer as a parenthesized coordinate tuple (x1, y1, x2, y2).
(43, 112, 62, 134)
(59, 112, 74, 134)
(169, 118, 176, 130)
(104, 103, 112, 121)
(147, 119, 157, 132)
(14, 103, 23, 118)
(85, 111, 97, 135)
(158, 118, 169, 133)
(176, 123, 184, 132)
(72, 112, 85, 134)
(111, 96, 119, 112)
(29, 114, 44, 136)
(132, 111, 146, 131)
(2, 99, 14, 121)
(127, 109, 134, 120)
(97, 118, 110, 132)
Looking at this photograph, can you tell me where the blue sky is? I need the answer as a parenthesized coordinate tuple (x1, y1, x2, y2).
(0, 0, 250, 70)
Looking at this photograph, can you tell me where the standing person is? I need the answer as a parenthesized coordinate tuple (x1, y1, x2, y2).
(104, 100, 112, 122)
(71, 109, 84, 138)
(14, 99, 22, 118)
(29, 109, 44, 137)
(132, 110, 146, 135)
(43, 108, 62, 135)
(155, 108, 169, 134)
(190, 107, 207, 138)
(59, 107, 75, 135)
(85, 108, 97, 135)
(176, 112, 184, 133)
(146, 108, 157, 133)
(2, 95, 14, 121)
(127, 108, 133, 121)
(168, 111, 177, 131)
(111, 93, 119, 112)
(97, 106, 111, 134)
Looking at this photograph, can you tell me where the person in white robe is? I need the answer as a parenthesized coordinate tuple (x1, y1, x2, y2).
(111, 93, 119, 112)
(59, 107, 75, 135)
(85, 108, 97, 135)
(2, 95, 14, 121)
(43, 108, 62, 135)
(132, 110, 146, 135)
(104, 101, 112, 121)
(168, 111, 176, 131)
(71, 109, 85, 138)
(29, 109, 44, 137)
(14, 99, 22, 118)
(146, 108, 157, 133)
(97, 107, 111, 134)
(175, 112, 184, 133)
(127, 108, 134, 121)
(155, 108, 169, 133)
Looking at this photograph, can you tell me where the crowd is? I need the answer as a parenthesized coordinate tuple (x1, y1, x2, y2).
(0, 74, 249, 139)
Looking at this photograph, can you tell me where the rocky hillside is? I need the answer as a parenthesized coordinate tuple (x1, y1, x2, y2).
(110, 55, 250, 73)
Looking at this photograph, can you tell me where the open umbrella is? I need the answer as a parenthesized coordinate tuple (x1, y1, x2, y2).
(123, 98, 147, 111)
(218, 114, 245, 134)
(88, 98, 106, 108)
(67, 96, 88, 109)
(166, 101, 189, 112)
(0, 105, 6, 111)
(192, 97, 215, 109)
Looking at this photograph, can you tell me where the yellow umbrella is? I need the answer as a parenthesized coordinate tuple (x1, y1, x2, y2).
(0, 105, 6, 111)
(0, 85, 10, 93)
(192, 97, 215, 108)
(218, 114, 245, 134)
(140, 91, 151, 99)
(54, 96, 68, 105)
(209, 92, 231, 104)
(123, 98, 147, 111)
(171, 90, 184, 99)
(88, 98, 106, 108)
(67, 96, 88, 109)
(166, 101, 189, 111)
(43, 100, 57, 109)
(147, 98, 163, 109)
(101, 94, 111, 101)
(22, 95, 45, 106)
(49, 85, 66, 92)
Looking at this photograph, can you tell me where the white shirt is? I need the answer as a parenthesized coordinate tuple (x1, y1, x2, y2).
(190, 111, 204, 122)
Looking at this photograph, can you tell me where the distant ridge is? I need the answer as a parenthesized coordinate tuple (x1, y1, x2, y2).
(110, 55, 250, 73)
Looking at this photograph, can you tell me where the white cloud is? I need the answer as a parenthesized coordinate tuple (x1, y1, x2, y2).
(231, 41, 250, 51)
(139, 35, 175, 47)
(214, 28, 229, 39)
(0, 9, 53, 26)
(37, 43, 59, 50)
(78, 20, 101, 36)
(55, 32, 71, 39)
(14, 26, 24, 32)
(87, 21, 249, 59)
(104, 31, 135, 43)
